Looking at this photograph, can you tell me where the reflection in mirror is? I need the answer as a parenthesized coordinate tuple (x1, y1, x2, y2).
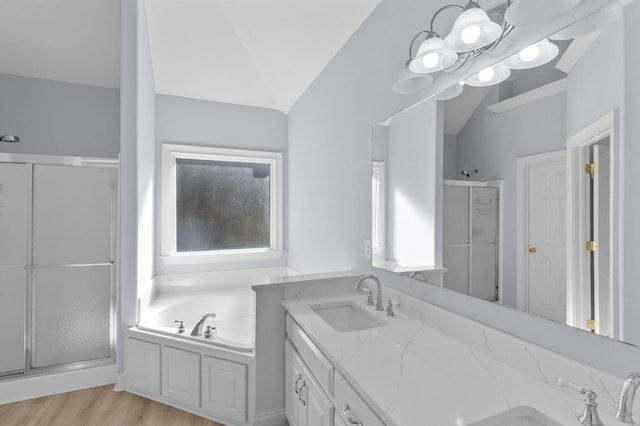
(372, 0, 639, 346)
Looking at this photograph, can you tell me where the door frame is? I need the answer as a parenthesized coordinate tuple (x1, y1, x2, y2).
(515, 149, 566, 314)
(566, 110, 619, 337)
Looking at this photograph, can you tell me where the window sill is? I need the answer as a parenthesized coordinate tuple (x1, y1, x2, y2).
(159, 249, 286, 267)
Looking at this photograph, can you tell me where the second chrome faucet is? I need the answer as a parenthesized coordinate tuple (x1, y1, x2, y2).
(355, 275, 384, 311)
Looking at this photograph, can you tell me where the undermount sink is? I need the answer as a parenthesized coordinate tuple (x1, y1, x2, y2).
(311, 301, 386, 333)
(469, 406, 564, 426)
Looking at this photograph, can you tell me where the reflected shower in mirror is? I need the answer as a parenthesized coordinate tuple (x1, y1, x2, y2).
(372, 0, 639, 346)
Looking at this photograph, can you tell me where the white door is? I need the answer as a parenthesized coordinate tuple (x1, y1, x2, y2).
(286, 340, 305, 426)
(0, 162, 28, 375)
(525, 156, 567, 322)
(202, 355, 247, 423)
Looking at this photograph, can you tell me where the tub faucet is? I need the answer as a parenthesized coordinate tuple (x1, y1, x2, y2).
(190, 313, 217, 336)
(354, 275, 384, 311)
(616, 372, 640, 424)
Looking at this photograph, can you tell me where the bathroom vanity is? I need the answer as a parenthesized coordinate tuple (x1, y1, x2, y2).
(281, 275, 630, 426)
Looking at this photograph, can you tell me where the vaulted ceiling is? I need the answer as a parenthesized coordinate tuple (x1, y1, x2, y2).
(0, 0, 380, 113)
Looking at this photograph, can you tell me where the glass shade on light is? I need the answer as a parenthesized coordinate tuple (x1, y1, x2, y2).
(550, 4, 622, 40)
(444, 6, 502, 52)
(501, 39, 559, 69)
(392, 67, 434, 94)
(504, 0, 580, 27)
(409, 35, 458, 74)
(464, 64, 511, 87)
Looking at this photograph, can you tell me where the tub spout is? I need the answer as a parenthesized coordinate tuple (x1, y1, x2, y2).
(190, 313, 217, 336)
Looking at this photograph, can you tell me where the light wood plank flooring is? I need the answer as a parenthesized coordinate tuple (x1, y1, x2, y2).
(0, 385, 225, 426)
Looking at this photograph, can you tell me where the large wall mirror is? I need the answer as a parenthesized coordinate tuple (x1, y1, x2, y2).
(372, 0, 639, 347)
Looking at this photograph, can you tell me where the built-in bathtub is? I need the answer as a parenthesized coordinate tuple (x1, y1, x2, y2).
(137, 287, 254, 352)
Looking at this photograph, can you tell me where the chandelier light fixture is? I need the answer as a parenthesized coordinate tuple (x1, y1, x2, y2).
(393, 0, 581, 96)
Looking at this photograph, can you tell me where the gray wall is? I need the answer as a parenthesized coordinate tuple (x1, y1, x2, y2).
(454, 88, 567, 306)
(154, 95, 289, 275)
(0, 73, 119, 158)
(287, 0, 640, 377)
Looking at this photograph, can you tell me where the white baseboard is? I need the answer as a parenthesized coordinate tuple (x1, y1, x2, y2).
(252, 409, 287, 426)
(113, 373, 126, 392)
(0, 364, 117, 404)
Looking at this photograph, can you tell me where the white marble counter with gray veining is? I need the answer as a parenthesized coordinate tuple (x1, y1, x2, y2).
(282, 283, 627, 426)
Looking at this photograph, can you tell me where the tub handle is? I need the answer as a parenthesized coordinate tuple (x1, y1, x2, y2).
(205, 325, 216, 338)
(174, 320, 185, 334)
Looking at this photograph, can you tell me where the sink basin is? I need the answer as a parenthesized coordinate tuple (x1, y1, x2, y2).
(311, 301, 386, 333)
(469, 406, 564, 426)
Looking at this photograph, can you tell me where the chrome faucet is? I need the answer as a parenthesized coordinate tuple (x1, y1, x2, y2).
(616, 372, 640, 424)
(354, 275, 384, 311)
(190, 313, 217, 336)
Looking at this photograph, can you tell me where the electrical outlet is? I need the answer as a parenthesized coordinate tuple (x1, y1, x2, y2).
(364, 240, 372, 259)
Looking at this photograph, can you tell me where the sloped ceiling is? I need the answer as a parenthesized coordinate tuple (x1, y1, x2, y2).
(0, 0, 380, 113)
(144, 0, 381, 112)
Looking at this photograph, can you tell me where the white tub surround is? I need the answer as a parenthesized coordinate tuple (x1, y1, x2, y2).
(282, 281, 629, 426)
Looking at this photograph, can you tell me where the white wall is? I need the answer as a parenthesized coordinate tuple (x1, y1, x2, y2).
(119, 0, 156, 372)
(287, 0, 640, 378)
(454, 89, 567, 306)
(386, 99, 441, 265)
(154, 95, 289, 275)
(0, 73, 119, 158)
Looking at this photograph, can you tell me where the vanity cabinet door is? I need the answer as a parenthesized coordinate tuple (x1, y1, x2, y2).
(300, 367, 334, 426)
(162, 346, 200, 407)
(286, 340, 306, 426)
(334, 371, 385, 426)
(201, 355, 247, 424)
(125, 337, 161, 395)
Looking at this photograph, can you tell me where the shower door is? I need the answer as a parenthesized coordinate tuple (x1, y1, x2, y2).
(0, 162, 28, 376)
(443, 181, 500, 301)
(0, 154, 117, 377)
(29, 163, 116, 370)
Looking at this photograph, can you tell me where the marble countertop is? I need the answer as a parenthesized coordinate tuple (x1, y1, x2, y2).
(282, 287, 621, 426)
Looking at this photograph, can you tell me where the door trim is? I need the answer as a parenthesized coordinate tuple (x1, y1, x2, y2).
(515, 150, 566, 313)
(566, 110, 619, 337)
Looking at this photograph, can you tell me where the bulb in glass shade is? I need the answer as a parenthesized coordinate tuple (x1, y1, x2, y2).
(422, 52, 439, 69)
(519, 44, 540, 62)
(461, 25, 481, 44)
(478, 66, 495, 82)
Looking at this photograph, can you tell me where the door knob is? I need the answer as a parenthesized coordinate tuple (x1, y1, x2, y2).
(529, 247, 537, 253)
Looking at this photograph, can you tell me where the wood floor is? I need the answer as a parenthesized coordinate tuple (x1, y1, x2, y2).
(0, 385, 225, 426)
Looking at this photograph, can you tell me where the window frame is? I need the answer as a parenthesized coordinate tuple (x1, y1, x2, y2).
(161, 143, 284, 266)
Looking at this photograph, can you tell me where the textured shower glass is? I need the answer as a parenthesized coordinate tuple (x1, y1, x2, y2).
(176, 159, 270, 252)
(32, 165, 113, 265)
(31, 265, 111, 368)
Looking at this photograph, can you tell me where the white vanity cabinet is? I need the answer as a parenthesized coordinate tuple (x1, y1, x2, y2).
(286, 315, 385, 426)
(286, 340, 333, 426)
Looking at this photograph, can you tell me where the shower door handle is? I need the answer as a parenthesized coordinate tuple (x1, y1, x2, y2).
(529, 247, 537, 253)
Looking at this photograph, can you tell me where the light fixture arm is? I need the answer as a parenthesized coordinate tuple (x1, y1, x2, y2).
(429, 4, 464, 32)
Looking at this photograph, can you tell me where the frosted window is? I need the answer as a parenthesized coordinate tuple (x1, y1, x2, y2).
(176, 159, 270, 252)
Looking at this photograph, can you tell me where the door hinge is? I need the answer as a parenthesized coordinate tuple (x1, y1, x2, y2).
(585, 163, 598, 174)
(586, 319, 598, 331)
(586, 240, 598, 252)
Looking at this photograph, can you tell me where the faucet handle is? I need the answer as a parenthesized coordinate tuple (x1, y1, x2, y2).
(358, 287, 374, 306)
(174, 320, 185, 333)
(578, 389, 604, 426)
(386, 300, 400, 317)
(204, 325, 216, 338)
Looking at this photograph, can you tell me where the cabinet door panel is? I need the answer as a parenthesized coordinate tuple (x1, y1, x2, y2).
(162, 346, 200, 407)
(286, 340, 306, 426)
(125, 338, 160, 394)
(202, 355, 247, 423)
(302, 367, 333, 426)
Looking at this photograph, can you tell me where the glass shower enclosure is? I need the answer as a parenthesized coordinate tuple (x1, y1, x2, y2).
(443, 180, 501, 302)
